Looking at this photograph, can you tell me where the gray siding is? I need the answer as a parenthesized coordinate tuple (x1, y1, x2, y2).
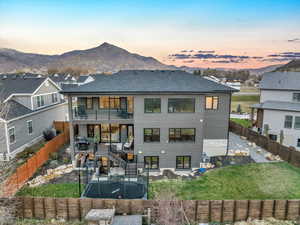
(7, 103, 67, 155)
(203, 93, 230, 139)
(35, 80, 59, 95)
(133, 95, 204, 169)
(0, 122, 8, 154)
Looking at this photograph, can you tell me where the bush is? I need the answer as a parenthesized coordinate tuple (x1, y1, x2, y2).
(49, 152, 58, 160)
(43, 128, 55, 141)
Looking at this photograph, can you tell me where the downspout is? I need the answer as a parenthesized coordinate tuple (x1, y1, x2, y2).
(225, 93, 232, 156)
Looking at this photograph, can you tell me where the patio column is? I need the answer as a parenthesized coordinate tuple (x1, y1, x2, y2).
(250, 107, 255, 128)
(68, 95, 75, 161)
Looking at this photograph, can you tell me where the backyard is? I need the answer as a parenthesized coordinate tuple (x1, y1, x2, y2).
(17, 162, 300, 200)
(149, 162, 300, 200)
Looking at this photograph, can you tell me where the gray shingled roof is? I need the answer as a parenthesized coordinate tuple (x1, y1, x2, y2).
(4, 100, 33, 120)
(260, 72, 300, 90)
(61, 70, 236, 94)
(0, 75, 46, 100)
(252, 100, 300, 112)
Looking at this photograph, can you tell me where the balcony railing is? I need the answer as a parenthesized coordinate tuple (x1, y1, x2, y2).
(73, 107, 133, 120)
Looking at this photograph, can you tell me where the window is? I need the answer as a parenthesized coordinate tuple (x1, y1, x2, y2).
(27, 121, 33, 135)
(99, 96, 120, 109)
(205, 96, 219, 110)
(284, 115, 293, 129)
(144, 156, 159, 169)
(297, 139, 300, 147)
(168, 98, 195, 113)
(51, 93, 58, 103)
(169, 128, 195, 142)
(293, 93, 300, 102)
(87, 125, 94, 138)
(144, 128, 160, 142)
(8, 127, 15, 144)
(36, 96, 45, 108)
(294, 117, 300, 129)
(144, 98, 161, 113)
(176, 156, 191, 169)
(86, 97, 93, 109)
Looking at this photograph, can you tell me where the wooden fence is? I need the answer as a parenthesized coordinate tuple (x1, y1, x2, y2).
(229, 121, 300, 168)
(3, 197, 299, 223)
(1, 122, 70, 197)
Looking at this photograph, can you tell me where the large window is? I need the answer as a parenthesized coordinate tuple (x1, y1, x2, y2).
(86, 97, 93, 109)
(144, 98, 161, 113)
(101, 124, 120, 142)
(293, 93, 300, 102)
(144, 156, 159, 169)
(284, 115, 293, 129)
(294, 117, 300, 129)
(87, 124, 95, 138)
(205, 96, 219, 110)
(99, 97, 120, 109)
(176, 156, 191, 169)
(144, 128, 160, 142)
(8, 127, 15, 144)
(36, 96, 45, 108)
(168, 98, 195, 113)
(297, 139, 300, 147)
(169, 128, 195, 142)
(27, 120, 33, 135)
(51, 93, 58, 103)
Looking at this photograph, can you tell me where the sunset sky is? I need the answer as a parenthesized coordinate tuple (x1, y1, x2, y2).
(1, 0, 300, 69)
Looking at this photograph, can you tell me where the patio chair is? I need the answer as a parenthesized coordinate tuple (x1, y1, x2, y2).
(123, 138, 134, 151)
(77, 105, 88, 119)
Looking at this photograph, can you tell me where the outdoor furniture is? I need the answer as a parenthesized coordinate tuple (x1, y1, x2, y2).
(77, 105, 88, 119)
(123, 138, 133, 151)
(75, 136, 90, 151)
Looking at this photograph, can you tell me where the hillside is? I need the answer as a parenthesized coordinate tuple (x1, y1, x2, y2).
(0, 43, 174, 74)
(275, 60, 300, 72)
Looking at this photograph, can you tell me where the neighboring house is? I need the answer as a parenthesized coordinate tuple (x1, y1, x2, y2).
(251, 72, 300, 150)
(61, 70, 236, 171)
(0, 74, 68, 160)
(49, 74, 95, 88)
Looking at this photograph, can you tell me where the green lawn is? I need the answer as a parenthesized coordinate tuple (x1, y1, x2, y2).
(231, 95, 260, 113)
(149, 162, 300, 200)
(16, 183, 84, 198)
(230, 118, 252, 128)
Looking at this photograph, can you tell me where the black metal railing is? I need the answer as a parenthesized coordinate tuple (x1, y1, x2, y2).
(73, 107, 133, 120)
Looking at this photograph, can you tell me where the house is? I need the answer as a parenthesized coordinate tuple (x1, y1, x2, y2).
(49, 74, 95, 88)
(251, 72, 300, 150)
(0, 74, 68, 160)
(61, 70, 236, 172)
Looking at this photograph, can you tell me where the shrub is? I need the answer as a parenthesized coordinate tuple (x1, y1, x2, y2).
(43, 128, 55, 141)
(49, 152, 58, 160)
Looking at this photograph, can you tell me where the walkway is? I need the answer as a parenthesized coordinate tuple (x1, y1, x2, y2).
(229, 132, 271, 163)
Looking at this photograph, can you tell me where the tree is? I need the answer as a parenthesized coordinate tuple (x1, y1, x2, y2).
(236, 104, 242, 114)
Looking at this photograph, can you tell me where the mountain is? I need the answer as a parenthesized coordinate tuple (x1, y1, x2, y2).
(275, 60, 300, 72)
(0, 42, 174, 74)
(247, 64, 283, 75)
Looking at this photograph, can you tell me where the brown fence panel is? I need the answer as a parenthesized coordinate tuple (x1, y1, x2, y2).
(261, 200, 274, 219)
(1, 122, 70, 197)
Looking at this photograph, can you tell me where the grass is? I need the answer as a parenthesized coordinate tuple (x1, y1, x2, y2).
(231, 95, 260, 113)
(149, 162, 300, 200)
(230, 118, 252, 128)
(16, 183, 84, 198)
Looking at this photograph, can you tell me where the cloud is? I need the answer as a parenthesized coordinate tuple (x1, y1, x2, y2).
(181, 50, 194, 53)
(183, 60, 194, 63)
(169, 52, 253, 60)
(198, 50, 215, 53)
(264, 52, 300, 62)
(212, 59, 242, 64)
(288, 38, 300, 43)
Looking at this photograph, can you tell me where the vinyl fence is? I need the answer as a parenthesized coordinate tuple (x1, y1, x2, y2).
(3, 197, 300, 223)
(229, 121, 300, 168)
(1, 122, 70, 197)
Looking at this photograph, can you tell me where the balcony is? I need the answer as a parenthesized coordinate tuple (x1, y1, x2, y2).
(73, 107, 133, 121)
(71, 96, 134, 121)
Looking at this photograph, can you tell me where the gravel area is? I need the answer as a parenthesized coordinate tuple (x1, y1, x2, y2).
(229, 132, 272, 163)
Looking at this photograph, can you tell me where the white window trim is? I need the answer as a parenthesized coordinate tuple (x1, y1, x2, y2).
(8, 126, 16, 145)
(36, 95, 45, 109)
(27, 120, 33, 135)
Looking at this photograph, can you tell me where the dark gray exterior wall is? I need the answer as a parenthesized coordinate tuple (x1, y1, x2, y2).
(133, 94, 205, 169)
(203, 93, 230, 139)
(6, 103, 67, 156)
